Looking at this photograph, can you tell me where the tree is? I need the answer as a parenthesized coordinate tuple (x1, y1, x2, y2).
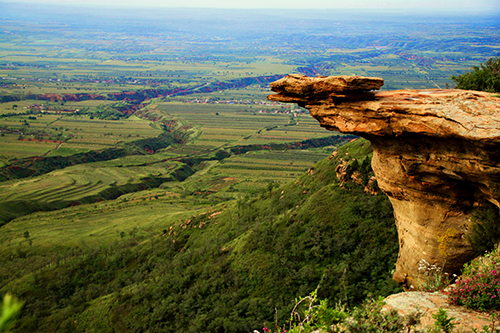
(450, 57, 500, 93)
(23, 231, 32, 246)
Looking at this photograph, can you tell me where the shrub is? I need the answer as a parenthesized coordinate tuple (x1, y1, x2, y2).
(416, 259, 450, 292)
(286, 286, 348, 333)
(448, 249, 500, 310)
(343, 297, 411, 333)
(450, 57, 500, 93)
(431, 308, 455, 333)
(467, 203, 500, 255)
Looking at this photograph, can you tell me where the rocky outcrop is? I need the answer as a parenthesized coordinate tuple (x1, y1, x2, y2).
(268, 74, 500, 289)
(383, 292, 493, 332)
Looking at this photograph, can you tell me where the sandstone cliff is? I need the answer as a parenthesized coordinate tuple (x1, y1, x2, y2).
(268, 74, 500, 289)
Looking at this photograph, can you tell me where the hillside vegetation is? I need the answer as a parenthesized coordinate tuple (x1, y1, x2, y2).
(0, 138, 402, 332)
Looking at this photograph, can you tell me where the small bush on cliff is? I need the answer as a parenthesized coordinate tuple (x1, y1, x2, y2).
(431, 309, 455, 333)
(448, 248, 500, 310)
(450, 57, 500, 93)
(416, 259, 450, 292)
(467, 202, 500, 255)
(286, 285, 348, 333)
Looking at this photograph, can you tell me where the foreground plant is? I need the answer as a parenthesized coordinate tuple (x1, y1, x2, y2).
(342, 297, 422, 333)
(448, 249, 500, 310)
(256, 287, 421, 333)
(417, 259, 450, 292)
(431, 309, 455, 333)
(0, 294, 23, 333)
(285, 285, 348, 333)
(255, 290, 500, 333)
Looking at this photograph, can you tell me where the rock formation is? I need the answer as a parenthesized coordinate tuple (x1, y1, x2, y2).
(383, 291, 492, 332)
(268, 74, 500, 289)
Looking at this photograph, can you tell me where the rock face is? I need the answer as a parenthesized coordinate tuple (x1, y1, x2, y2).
(268, 74, 500, 289)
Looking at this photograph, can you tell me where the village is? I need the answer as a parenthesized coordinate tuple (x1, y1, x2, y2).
(183, 97, 307, 115)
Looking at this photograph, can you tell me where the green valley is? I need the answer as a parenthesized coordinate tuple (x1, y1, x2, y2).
(0, 138, 402, 332)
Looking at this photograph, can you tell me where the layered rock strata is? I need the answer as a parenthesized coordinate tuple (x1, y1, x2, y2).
(268, 74, 500, 289)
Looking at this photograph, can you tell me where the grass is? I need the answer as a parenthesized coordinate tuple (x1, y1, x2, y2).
(0, 195, 198, 251)
(0, 156, 186, 224)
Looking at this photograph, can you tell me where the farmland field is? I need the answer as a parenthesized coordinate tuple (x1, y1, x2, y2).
(0, 113, 163, 160)
(0, 4, 498, 225)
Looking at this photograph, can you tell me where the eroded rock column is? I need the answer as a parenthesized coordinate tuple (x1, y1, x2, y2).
(268, 74, 500, 288)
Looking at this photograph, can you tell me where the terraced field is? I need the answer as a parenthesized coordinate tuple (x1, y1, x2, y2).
(155, 102, 329, 148)
(0, 155, 184, 224)
(0, 136, 59, 163)
(0, 113, 163, 160)
(0, 190, 200, 250)
(188, 148, 335, 193)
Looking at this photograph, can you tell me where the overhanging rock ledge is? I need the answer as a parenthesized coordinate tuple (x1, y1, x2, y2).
(268, 74, 500, 289)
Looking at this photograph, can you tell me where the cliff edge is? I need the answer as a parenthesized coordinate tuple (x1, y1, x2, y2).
(268, 74, 500, 289)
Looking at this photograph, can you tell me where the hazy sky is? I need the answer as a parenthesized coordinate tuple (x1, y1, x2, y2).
(5, 0, 500, 11)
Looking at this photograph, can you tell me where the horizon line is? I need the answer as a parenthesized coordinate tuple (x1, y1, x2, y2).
(1, 1, 499, 13)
